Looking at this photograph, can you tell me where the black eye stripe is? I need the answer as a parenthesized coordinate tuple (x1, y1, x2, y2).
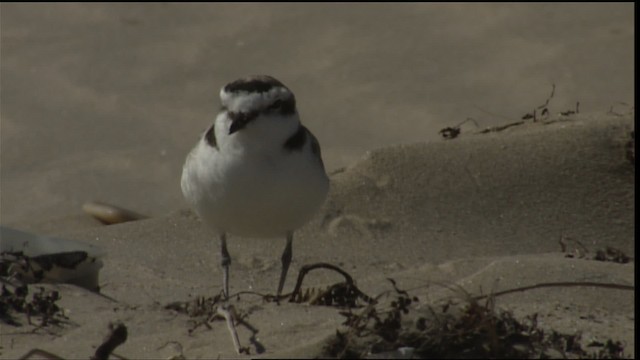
(269, 100, 283, 109)
(228, 111, 259, 123)
(266, 97, 296, 115)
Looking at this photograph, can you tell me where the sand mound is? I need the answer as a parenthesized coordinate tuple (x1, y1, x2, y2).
(1, 114, 634, 358)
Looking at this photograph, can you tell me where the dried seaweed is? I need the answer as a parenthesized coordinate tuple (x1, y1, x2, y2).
(321, 280, 629, 359)
(559, 237, 633, 264)
(0, 284, 67, 328)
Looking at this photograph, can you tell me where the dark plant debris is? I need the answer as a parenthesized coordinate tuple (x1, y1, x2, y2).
(0, 284, 67, 328)
(1, 250, 91, 285)
(441, 84, 588, 140)
(288, 262, 375, 307)
(91, 322, 128, 360)
(559, 237, 632, 264)
(477, 121, 525, 134)
(593, 247, 632, 264)
(165, 262, 374, 336)
(164, 262, 373, 355)
(439, 118, 479, 140)
(321, 280, 629, 359)
(521, 83, 556, 122)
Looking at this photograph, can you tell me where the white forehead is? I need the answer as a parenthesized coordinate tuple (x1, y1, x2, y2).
(219, 86, 291, 112)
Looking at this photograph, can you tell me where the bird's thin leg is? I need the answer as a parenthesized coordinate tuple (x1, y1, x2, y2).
(220, 233, 231, 299)
(277, 232, 293, 299)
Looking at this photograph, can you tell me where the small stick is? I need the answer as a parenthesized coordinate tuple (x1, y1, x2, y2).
(92, 323, 128, 360)
(217, 304, 248, 354)
(289, 262, 354, 302)
(537, 83, 556, 109)
(472, 281, 633, 301)
(476, 121, 525, 134)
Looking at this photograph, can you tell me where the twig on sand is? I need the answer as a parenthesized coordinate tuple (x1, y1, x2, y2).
(91, 322, 128, 360)
(521, 83, 556, 122)
(438, 118, 479, 140)
(217, 304, 250, 354)
(476, 121, 525, 134)
(559, 101, 580, 116)
(471, 281, 634, 301)
(537, 83, 556, 110)
(288, 262, 375, 306)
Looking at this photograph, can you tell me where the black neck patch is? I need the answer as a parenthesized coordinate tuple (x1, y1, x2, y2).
(284, 125, 307, 151)
(204, 124, 218, 149)
(266, 96, 297, 116)
(224, 75, 287, 94)
(228, 111, 260, 134)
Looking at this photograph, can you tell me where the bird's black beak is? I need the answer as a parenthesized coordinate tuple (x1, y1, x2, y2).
(228, 111, 258, 135)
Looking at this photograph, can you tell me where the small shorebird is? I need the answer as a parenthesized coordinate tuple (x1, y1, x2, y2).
(181, 75, 329, 299)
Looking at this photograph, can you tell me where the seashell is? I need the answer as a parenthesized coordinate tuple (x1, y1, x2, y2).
(82, 201, 148, 225)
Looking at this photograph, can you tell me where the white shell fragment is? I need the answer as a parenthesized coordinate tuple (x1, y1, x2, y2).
(82, 201, 148, 225)
(0, 226, 105, 291)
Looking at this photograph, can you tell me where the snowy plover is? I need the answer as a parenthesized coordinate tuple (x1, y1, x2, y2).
(181, 75, 329, 299)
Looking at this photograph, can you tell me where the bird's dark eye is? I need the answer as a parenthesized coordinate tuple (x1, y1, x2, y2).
(268, 100, 283, 110)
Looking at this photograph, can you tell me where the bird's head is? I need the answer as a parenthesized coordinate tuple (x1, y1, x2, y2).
(219, 75, 299, 138)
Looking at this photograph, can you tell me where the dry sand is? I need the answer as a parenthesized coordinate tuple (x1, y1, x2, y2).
(0, 3, 635, 359)
(1, 113, 634, 358)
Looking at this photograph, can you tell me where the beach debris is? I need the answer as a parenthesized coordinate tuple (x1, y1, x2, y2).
(471, 281, 633, 301)
(165, 262, 370, 355)
(0, 284, 67, 328)
(0, 227, 104, 291)
(522, 109, 536, 121)
(559, 235, 632, 264)
(91, 322, 128, 360)
(165, 293, 261, 355)
(288, 262, 375, 307)
(559, 235, 589, 259)
(586, 339, 627, 359)
(522, 83, 556, 122)
(438, 118, 479, 140)
(321, 280, 630, 358)
(594, 247, 631, 264)
(82, 201, 148, 225)
(559, 101, 580, 116)
(476, 121, 525, 134)
(291, 282, 370, 307)
(439, 126, 461, 140)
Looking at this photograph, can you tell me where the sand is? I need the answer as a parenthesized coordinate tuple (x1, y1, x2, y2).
(0, 3, 634, 359)
(1, 113, 634, 358)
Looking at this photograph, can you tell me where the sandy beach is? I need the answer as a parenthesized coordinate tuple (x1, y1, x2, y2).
(0, 3, 634, 359)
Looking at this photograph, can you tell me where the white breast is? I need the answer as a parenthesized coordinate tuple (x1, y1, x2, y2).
(181, 125, 329, 238)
